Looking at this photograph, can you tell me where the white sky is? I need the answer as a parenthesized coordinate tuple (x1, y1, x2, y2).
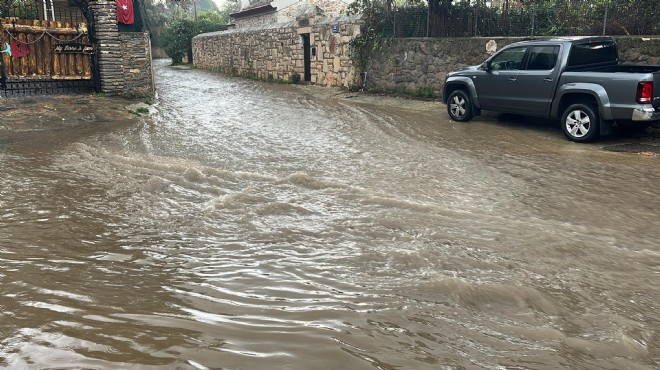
(212, 0, 229, 8)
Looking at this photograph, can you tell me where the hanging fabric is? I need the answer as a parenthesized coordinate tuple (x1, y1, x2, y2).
(9, 42, 30, 58)
(116, 0, 135, 25)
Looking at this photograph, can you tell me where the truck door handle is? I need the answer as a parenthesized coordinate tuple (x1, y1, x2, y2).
(508, 77, 517, 82)
(544, 78, 553, 82)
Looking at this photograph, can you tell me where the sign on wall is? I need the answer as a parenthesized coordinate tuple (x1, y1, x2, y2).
(55, 43, 95, 54)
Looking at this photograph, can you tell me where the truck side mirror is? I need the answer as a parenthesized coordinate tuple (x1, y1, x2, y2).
(481, 61, 491, 71)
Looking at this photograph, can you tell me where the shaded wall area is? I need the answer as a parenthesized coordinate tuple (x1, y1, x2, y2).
(120, 32, 155, 98)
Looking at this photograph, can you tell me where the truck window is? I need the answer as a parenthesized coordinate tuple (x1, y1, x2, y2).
(527, 46, 559, 70)
(490, 46, 527, 71)
(568, 41, 618, 67)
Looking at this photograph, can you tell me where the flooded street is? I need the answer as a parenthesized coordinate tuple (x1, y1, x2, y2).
(1, 60, 659, 369)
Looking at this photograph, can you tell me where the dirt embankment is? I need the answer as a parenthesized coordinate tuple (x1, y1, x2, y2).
(0, 94, 150, 145)
(1, 95, 145, 129)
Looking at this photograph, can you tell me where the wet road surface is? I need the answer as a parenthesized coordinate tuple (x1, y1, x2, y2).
(1, 60, 659, 369)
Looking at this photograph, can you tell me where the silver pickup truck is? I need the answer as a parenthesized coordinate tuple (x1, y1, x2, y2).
(443, 36, 660, 142)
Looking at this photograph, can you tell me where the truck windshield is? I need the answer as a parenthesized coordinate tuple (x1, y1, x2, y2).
(568, 41, 618, 67)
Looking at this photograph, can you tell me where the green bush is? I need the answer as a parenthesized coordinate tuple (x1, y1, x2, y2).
(161, 11, 227, 65)
(196, 11, 227, 33)
(161, 17, 196, 65)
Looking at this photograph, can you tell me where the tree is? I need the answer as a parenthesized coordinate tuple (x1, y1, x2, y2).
(160, 10, 227, 64)
(161, 17, 197, 64)
(143, 0, 170, 52)
(0, 0, 40, 19)
(196, 10, 226, 33)
(218, 0, 240, 24)
(195, 0, 219, 13)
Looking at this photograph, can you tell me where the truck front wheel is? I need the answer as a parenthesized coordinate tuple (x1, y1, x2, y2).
(561, 103, 599, 142)
(447, 90, 473, 122)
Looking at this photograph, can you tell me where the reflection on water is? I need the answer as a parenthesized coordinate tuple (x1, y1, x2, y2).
(1, 61, 659, 369)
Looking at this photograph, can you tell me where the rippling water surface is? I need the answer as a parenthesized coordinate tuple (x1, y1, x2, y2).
(1, 61, 659, 369)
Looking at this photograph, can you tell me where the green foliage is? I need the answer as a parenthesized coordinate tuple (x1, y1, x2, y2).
(144, 0, 237, 54)
(347, 0, 395, 71)
(195, 0, 219, 13)
(0, 0, 39, 19)
(161, 10, 226, 65)
(417, 87, 438, 99)
(354, 0, 659, 38)
(367, 86, 438, 99)
(143, 0, 170, 50)
(456, 0, 660, 36)
(161, 17, 198, 64)
(291, 72, 301, 84)
(521, 0, 660, 36)
(196, 10, 226, 33)
(217, 0, 241, 24)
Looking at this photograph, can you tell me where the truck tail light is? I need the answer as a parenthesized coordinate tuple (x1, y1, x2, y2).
(637, 82, 653, 104)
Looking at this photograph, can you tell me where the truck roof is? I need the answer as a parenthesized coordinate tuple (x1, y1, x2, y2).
(507, 36, 614, 47)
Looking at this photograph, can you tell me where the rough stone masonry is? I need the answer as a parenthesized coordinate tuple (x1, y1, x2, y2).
(89, 0, 154, 97)
(192, 15, 362, 88)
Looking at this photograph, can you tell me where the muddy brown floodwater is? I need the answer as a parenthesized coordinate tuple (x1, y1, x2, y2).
(1, 60, 659, 369)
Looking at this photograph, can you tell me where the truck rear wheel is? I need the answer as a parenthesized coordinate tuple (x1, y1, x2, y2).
(447, 90, 473, 122)
(561, 103, 599, 142)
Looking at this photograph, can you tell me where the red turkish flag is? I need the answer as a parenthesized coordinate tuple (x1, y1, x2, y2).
(116, 0, 134, 25)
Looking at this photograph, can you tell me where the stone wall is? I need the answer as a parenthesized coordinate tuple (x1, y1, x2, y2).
(279, 0, 350, 22)
(192, 15, 361, 87)
(120, 32, 155, 98)
(192, 28, 658, 94)
(616, 37, 660, 65)
(89, 0, 154, 97)
(90, 0, 124, 94)
(364, 36, 660, 95)
(233, 11, 279, 28)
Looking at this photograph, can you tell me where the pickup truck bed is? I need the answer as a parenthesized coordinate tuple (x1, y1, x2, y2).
(572, 65, 660, 74)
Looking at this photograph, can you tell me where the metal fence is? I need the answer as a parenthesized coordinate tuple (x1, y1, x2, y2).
(0, 0, 87, 24)
(384, 0, 660, 38)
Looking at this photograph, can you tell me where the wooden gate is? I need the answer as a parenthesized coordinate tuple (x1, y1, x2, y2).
(0, 15, 97, 95)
